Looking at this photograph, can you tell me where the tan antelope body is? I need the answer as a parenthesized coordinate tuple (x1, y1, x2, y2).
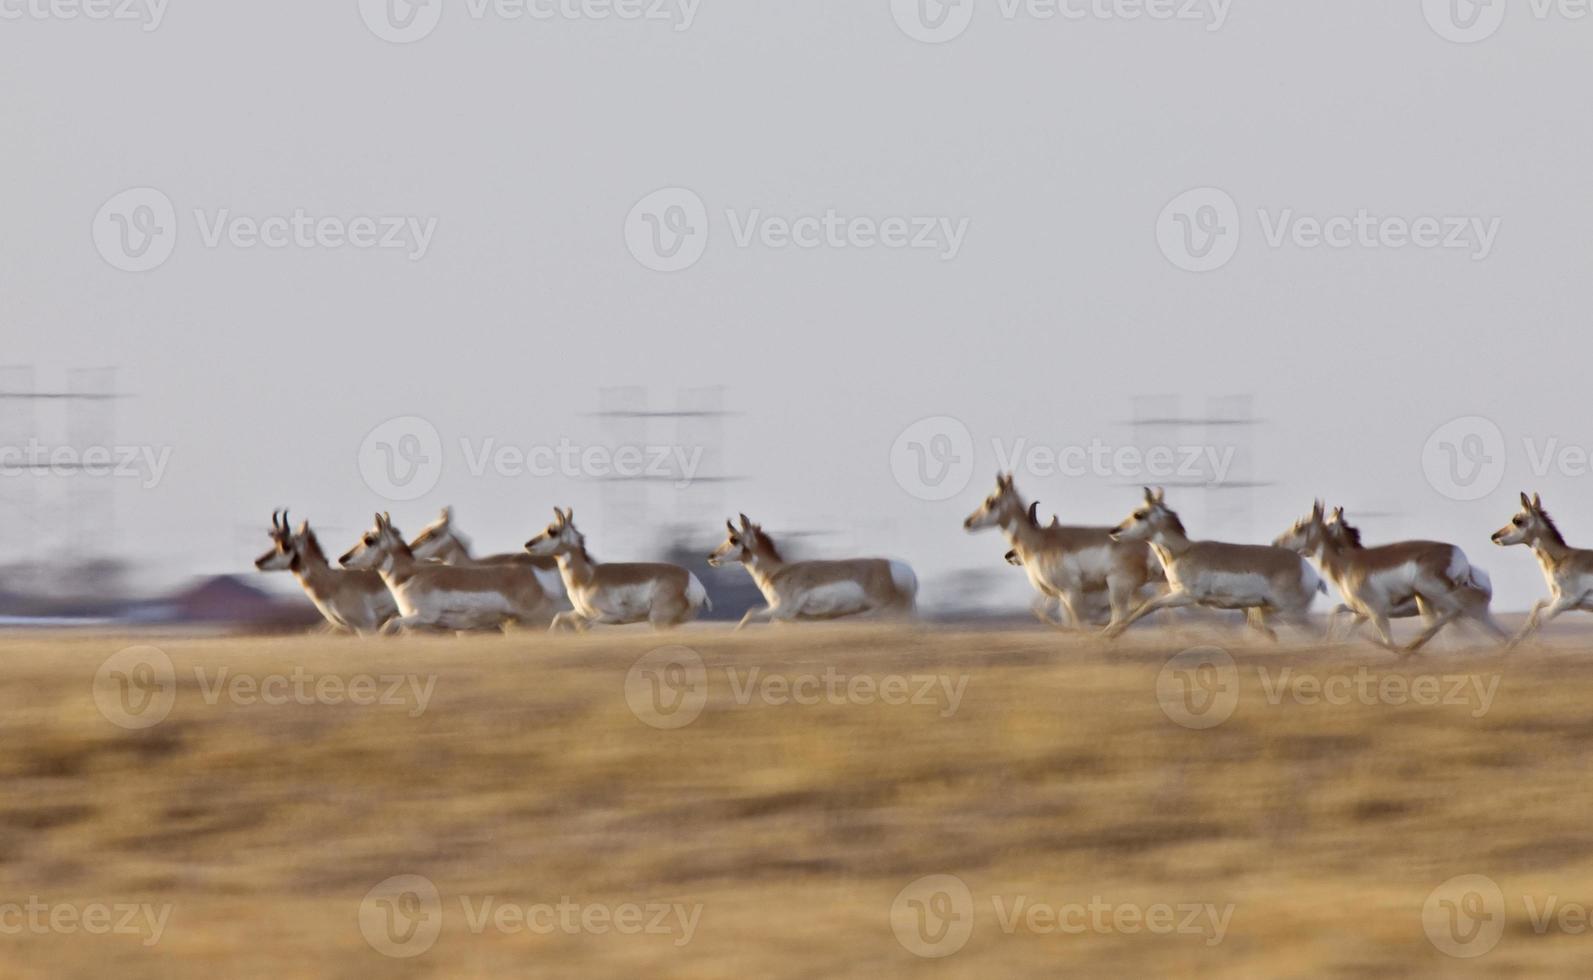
(525, 508, 709, 631)
(708, 515, 916, 628)
(1493, 492, 1593, 648)
(1107, 488, 1323, 640)
(1275, 503, 1504, 652)
(964, 473, 1163, 630)
(409, 507, 568, 602)
(254, 510, 398, 635)
(339, 513, 557, 633)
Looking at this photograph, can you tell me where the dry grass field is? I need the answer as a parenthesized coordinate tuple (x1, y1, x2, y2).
(1, 624, 1591, 977)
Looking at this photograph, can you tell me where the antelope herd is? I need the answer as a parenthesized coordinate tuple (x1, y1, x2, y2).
(252, 479, 1593, 651)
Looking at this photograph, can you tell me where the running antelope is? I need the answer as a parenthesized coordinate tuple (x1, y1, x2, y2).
(1493, 492, 1593, 648)
(409, 506, 567, 600)
(339, 513, 558, 633)
(963, 472, 1163, 631)
(1275, 502, 1504, 652)
(707, 514, 916, 628)
(1106, 487, 1323, 640)
(525, 508, 710, 631)
(254, 510, 398, 635)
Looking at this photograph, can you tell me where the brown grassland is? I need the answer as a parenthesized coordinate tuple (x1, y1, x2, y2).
(0, 625, 1591, 977)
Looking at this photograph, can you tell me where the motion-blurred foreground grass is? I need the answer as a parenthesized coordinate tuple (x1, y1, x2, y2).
(0, 625, 1591, 977)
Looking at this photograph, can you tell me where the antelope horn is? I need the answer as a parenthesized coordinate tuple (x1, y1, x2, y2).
(1027, 501, 1040, 526)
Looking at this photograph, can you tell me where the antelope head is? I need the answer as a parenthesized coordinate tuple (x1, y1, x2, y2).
(1109, 487, 1179, 543)
(1273, 500, 1329, 556)
(525, 507, 584, 559)
(254, 509, 299, 571)
(963, 472, 1024, 532)
(409, 506, 465, 562)
(708, 514, 779, 567)
(1493, 492, 1548, 547)
(339, 512, 407, 570)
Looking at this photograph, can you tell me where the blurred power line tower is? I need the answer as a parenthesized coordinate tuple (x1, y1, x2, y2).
(0, 366, 123, 565)
(593, 386, 740, 550)
(1126, 393, 1267, 542)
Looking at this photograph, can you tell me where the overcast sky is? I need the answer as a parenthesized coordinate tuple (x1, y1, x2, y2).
(2, 0, 1590, 610)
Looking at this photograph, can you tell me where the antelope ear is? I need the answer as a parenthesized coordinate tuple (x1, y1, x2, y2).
(1533, 493, 1543, 510)
(1332, 506, 1344, 521)
(1312, 499, 1324, 519)
(999, 471, 1012, 489)
(726, 519, 737, 534)
(739, 513, 753, 531)
(1521, 491, 1533, 510)
(373, 512, 385, 529)
(1153, 487, 1166, 504)
(439, 506, 452, 522)
(295, 521, 311, 536)
(1142, 486, 1156, 504)
(563, 508, 575, 525)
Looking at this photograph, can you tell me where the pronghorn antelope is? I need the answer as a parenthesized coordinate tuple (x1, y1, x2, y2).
(1274, 502, 1504, 652)
(1492, 492, 1593, 648)
(254, 510, 398, 635)
(963, 472, 1163, 631)
(707, 514, 916, 628)
(525, 508, 710, 631)
(339, 513, 558, 633)
(409, 506, 567, 600)
(1106, 487, 1323, 640)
